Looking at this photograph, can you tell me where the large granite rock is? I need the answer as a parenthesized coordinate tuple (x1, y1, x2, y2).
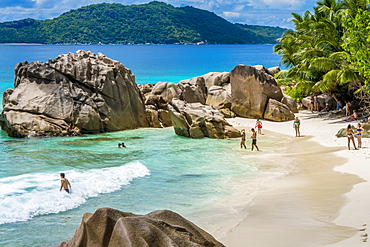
(0, 50, 149, 138)
(230, 65, 288, 119)
(58, 208, 224, 247)
(206, 86, 235, 118)
(168, 99, 240, 139)
(281, 93, 299, 113)
(201, 72, 230, 89)
(264, 99, 295, 122)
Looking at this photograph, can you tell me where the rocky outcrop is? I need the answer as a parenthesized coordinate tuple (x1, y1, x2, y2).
(230, 65, 287, 119)
(143, 65, 294, 126)
(281, 94, 299, 113)
(264, 99, 295, 122)
(58, 208, 224, 247)
(168, 99, 240, 139)
(0, 50, 149, 138)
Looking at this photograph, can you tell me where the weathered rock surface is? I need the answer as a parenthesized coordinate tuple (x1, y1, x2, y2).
(168, 99, 240, 139)
(58, 208, 224, 247)
(230, 65, 288, 119)
(264, 99, 295, 122)
(281, 93, 299, 113)
(0, 50, 149, 138)
(143, 65, 294, 126)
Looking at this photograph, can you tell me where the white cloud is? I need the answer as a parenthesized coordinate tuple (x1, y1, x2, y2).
(247, 0, 305, 9)
(223, 11, 241, 18)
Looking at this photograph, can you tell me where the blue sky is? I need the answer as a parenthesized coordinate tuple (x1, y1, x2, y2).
(0, 0, 317, 29)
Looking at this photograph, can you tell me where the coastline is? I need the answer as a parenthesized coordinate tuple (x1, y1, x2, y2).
(220, 111, 370, 246)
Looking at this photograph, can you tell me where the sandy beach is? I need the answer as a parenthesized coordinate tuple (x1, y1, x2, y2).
(220, 111, 370, 246)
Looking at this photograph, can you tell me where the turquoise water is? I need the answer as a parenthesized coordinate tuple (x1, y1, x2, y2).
(0, 45, 293, 246)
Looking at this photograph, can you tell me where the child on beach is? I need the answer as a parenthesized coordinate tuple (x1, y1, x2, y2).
(255, 119, 263, 135)
(346, 124, 358, 150)
(250, 128, 259, 151)
(60, 173, 71, 193)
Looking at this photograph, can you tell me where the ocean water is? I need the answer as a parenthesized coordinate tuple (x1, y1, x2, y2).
(0, 44, 293, 246)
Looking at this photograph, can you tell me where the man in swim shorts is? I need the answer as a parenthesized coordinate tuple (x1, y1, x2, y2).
(60, 173, 71, 193)
(251, 128, 259, 151)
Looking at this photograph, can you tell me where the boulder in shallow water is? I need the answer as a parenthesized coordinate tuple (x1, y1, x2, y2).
(58, 208, 225, 247)
(0, 50, 149, 138)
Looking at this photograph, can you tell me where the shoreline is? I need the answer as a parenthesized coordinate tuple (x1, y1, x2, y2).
(220, 111, 370, 246)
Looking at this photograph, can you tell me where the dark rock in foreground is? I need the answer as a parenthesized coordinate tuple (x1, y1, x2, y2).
(58, 208, 225, 247)
(0, 50, 149, 137)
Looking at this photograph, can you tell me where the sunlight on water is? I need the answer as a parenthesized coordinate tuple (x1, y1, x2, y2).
(0, 44, 287, 246)
(0, 161, 149, 224)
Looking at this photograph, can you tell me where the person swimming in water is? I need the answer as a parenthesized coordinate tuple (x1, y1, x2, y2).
(60, 173, 71, 193)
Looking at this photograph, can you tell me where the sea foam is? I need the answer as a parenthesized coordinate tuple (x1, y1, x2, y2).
(0, 161, 150, 224)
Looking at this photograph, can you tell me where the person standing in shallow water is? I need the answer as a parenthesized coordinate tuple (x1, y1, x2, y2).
(240, 129, 246, 149)
(293, 117, 300, 137)
(346, 124, 358, 150)
(60, 173, 71, 193)
(250, 128, 259, 151)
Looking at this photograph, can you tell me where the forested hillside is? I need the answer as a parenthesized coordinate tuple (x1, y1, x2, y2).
(0, 1, 286, 44)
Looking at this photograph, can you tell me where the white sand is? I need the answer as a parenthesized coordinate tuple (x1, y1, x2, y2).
(220, 111, 370, 246)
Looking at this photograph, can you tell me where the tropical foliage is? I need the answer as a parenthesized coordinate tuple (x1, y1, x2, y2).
(274, 0, 370, 109)
(0, 1, 286, 44)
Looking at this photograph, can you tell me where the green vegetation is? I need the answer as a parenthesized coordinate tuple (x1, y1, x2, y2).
(0, 1, 286, 44)
(274, 0, 370, 111)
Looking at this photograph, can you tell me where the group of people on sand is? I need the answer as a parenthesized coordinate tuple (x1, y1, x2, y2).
(346, 123, 364, 150)
(240, 117, 303, 151)
(240, 119, 262, 151)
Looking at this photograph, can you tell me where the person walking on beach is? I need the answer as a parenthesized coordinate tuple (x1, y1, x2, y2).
(356, 123, 364, 148)
(240, 129, 246, 149)
(251, 128, 259, 151)
(60, 173, 71, 193)
(255, 119, 263, 135)
(346, 124, 358, 150)
(293, 117, 300, 137)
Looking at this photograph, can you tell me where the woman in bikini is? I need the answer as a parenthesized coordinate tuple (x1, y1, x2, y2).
(346, 124, 358, 150)
(356, 123, 364, 148)
(293, 117, 300, 137)
(240, 129, 246, 149)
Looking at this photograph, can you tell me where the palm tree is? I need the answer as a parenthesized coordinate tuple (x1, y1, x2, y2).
(274, 0, 365, 102)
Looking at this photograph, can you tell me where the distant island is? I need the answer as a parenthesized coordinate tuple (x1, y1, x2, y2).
(0, 1, 287, 45)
